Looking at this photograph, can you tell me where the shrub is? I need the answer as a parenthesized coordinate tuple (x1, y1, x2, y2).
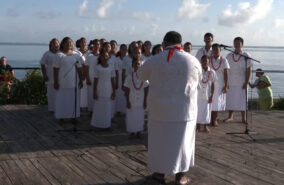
(273, 97, 284, 110)
(0, 70, 47, 105)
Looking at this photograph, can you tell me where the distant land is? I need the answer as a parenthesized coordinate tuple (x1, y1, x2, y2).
(0, 42, 284, 49)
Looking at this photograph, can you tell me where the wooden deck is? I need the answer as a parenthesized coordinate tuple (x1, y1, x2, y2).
(0, 105, 283, 185)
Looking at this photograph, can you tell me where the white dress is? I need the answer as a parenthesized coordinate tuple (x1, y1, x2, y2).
(85, 54, 99, 112)
(40, 51, 58, 112)
(138, 45, 202, 174)
(210, 56, 230, 111)
(122, 55, 133, 77)
(226, 51, 252, 111)
(90, 64, 115, 128)
(115, 56, 126, 114)
(141, 54, 151, 62)
(124, 72, 149, 132)
(53, 51, 85, 119)
(195, 47, 212, 62)
(197, 68, 216, 124)
(108, 55, 118, 117)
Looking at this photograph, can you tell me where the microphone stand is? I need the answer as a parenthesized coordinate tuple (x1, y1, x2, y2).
(221, 45, 260, 142)
(56, 61, 95, 136)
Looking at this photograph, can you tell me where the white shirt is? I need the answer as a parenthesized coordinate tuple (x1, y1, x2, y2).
(195, 47, 212, 62)
(198, 67, 216, 100)
(53, 51, 85, 89)
(122, 55, 133, 77)
(226, 51, 252, 86)
(115, 56, 125, 87)
(141, 54, 152, 62)
(124, 71, 149, 107)
(85, 54, 99, 82)
(94, 64, 115, 98)
(138, 45, 202, 122)
(40, 51, 58, 84)
(209, 55, 230, 88)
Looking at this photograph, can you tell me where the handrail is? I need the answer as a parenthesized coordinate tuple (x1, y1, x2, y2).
(11, 67, 40, 70)
(252, 70, 284, 73)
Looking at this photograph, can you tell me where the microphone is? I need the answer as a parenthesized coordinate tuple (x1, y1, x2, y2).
(220, 44, 232, 48)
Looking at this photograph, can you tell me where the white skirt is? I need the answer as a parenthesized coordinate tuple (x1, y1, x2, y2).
(197, 99, 211, 124)
(90, 97, 112, 128)
(226, 86, 247, 111)
(80, 81, 88, 108)
(126, 107, 145, 132)
(148, 120, 196, 174)
(54, 88, 80, 119)
(212, 87, 226, 111)
(47, 84, 55, 112)
(87, 85, 93, 112)
(116, 88, 126, 114)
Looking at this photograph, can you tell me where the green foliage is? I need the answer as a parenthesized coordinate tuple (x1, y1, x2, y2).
(0, 70, 47, 105)
(273, 97, 284, 110)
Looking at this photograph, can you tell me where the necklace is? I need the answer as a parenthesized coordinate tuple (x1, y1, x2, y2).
(210, 56, 222, 71)
(202, 70, 211, 84)
(232, 53, 242, 62)
(132, 72, 143, 90)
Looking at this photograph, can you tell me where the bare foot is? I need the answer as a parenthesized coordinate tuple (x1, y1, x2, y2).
(204, 126, 210, 133)
(196, 125, 201, 132)
(223, 118, 234, 123)
(213, 120, 219, 127)
(175, 172, 190, 185)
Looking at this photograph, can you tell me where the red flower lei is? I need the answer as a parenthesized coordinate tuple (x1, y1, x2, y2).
(210, 56, 223, 71)
(232, 53, 241, 62)
(202, 70, 211, 84)
(132, 72, 143, 90)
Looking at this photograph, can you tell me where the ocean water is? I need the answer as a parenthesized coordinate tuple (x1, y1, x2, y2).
(0, 44, 283, 99)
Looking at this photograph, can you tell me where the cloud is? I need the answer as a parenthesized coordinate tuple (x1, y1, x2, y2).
(218, 0, 274, 27)
(178, 0, 210, 19)
(274, 18, 284, 28)
(97, 0, 115, 18)
(35, 11, 59, 20)
(79, 0, 88, 16)
(133, 12, 160, 22)
(6, 9, 20, 17)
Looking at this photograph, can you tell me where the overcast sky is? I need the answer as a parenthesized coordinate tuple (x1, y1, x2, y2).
(1, 0, 284, 46)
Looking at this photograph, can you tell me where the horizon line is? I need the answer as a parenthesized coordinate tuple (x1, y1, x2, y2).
(0, 42, 284, 49)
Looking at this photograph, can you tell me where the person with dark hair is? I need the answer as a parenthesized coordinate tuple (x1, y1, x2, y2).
(99, 38, 106, 50)
(183, 42, 192, 53)
(53, 37, 84, 120)
(151, 44, 163, 55)
(124, 47, 149, 139)
(137, 40, 143, 50)
(197, 55, 215, 133)
(249, 69, 273, 110)
(138, 31, 201, 184)
(141, 40, 152, 61)
(74, 37, 89, 110)
(210, 43, 230, 127)
(85, 39, 100, 112)
(90, 51, 116, 129)
(115, 44, 128, 114)
(40, 38, 60, 112)
(224, 37, 252, 123)
(122, 41, 138, 87)
(196, 32, 214, 62)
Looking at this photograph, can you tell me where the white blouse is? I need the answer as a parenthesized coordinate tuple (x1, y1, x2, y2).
(94, 64, 115, 98)
(198, 67, 216, 100)
(40, 51, 58, 84)
(209, 55, 230, 88)
(124, 71, 149, 107)
(85, 54, 99, 82)
(195, 47, 212, 62)
(226, 51, 252, 86)
(53, 51, 85, 89)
